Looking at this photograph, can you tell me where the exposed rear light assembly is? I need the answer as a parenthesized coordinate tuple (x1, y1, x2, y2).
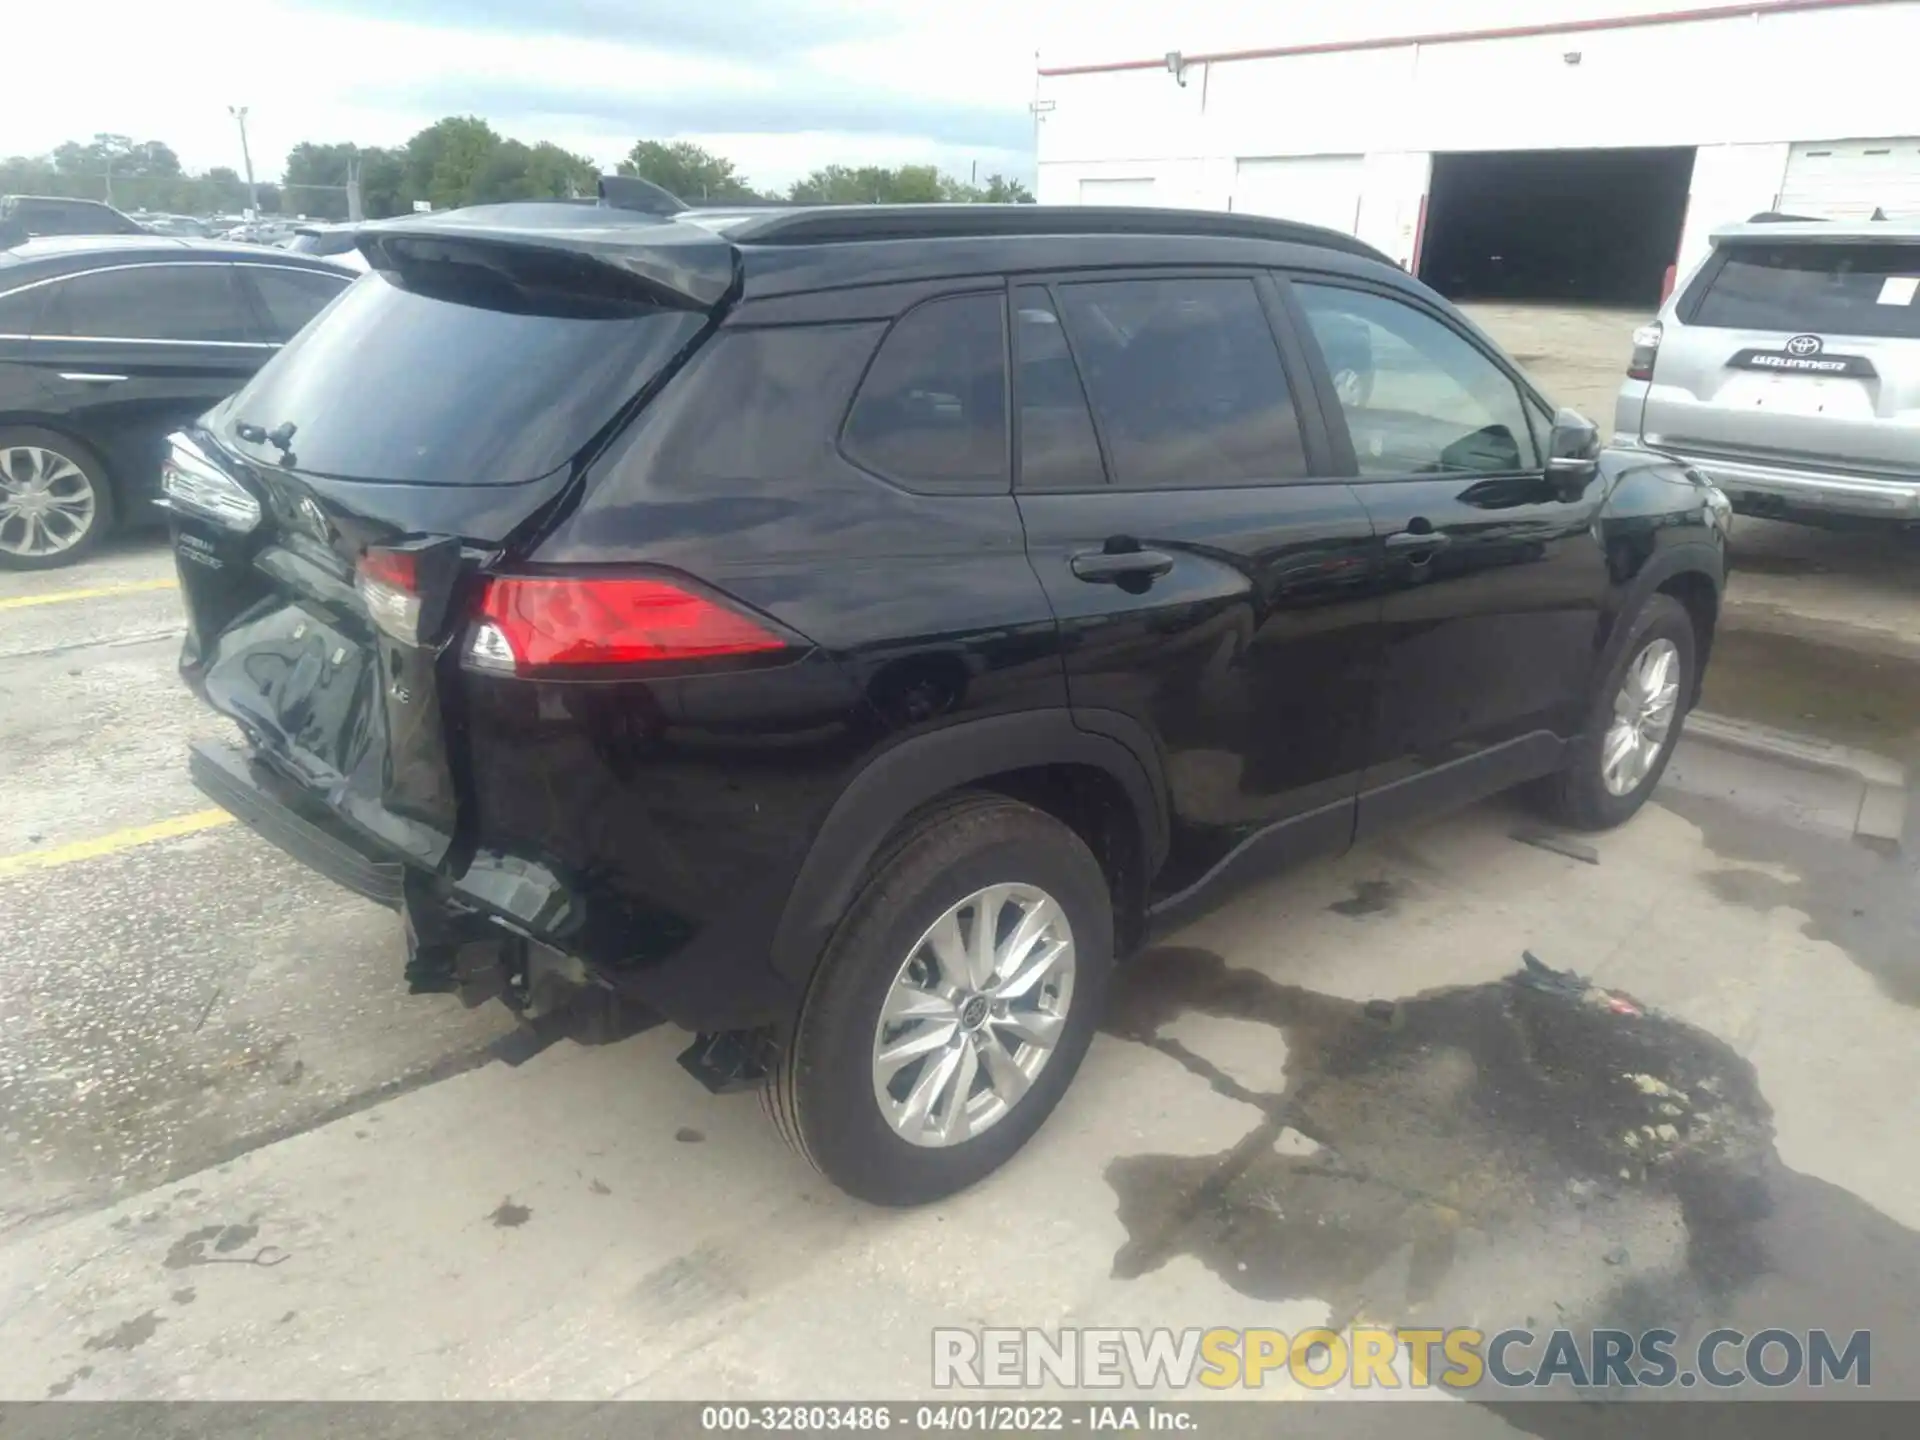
(160, 432, 260, 533)
(356, 548, 426, 644)
(1627, 321, 1663, 382)
(463, 575, 789, 676)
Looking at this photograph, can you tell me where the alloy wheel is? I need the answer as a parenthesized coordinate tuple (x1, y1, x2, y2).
(0, 446, 98, 560)
(1600, 637, 1681, 796)
(870, 883, 1077, 1148)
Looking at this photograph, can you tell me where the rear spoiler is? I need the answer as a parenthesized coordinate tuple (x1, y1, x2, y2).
(354, 208, 737, 311)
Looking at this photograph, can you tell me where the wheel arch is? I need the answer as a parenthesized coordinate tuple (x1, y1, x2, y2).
(1599, 539, 1723, 710)
(768, 708, 1167, 990)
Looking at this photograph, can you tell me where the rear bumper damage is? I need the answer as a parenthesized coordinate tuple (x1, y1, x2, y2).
(190, 740, 404, 907)
(186, 739, 731, 1052)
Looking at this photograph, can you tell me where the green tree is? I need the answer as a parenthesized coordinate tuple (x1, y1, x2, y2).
(403, 116, 502, 212)
(617, 140, 758, 203)
(282, 141, 361, 220)
(785, 164, 1029, 206)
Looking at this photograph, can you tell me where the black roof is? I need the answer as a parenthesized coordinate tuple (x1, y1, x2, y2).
(291, 202, 1402, 312)
(721, 204, 1388, 261)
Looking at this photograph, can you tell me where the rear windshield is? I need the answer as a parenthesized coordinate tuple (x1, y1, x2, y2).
(1691, 241, 1920, 340)
(219, 270, 706, 484)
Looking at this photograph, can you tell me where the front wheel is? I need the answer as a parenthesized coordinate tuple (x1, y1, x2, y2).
(0, 428, 115, 570)
(769, 793, 1114, 1205)
(1538, 592, 1697, 830)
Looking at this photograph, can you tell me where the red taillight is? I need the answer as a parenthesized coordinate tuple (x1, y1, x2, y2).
(357, 547, 424, 642)
(466, 575, 788, 674)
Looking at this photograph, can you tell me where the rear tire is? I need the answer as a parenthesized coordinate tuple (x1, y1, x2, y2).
(769, 792, 1113, 1205)
(1538, 592, 1696, 830)
(0, 427, 115, 570)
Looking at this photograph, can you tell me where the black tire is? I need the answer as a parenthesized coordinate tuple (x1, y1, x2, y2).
(1538, 592, 1697, 830)
(768, 792, 1114, 1205)
(0, 426, 115, 570)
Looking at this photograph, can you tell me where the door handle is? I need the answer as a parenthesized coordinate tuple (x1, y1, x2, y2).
(1070, 548, 1175, 583)
(1383, 529, 1450, 552)
(57, 372, 128, 383)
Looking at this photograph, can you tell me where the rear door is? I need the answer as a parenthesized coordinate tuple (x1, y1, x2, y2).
(1643, 238, 1920, 473)
(1013, 271, 1381, 903)
(24, 261, 269, 507)
(1285, 277, 1609, 833)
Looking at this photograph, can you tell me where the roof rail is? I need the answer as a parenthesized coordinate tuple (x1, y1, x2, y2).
(723, 204, 1389, 260)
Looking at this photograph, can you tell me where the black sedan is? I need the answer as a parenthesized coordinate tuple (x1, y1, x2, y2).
(0, 236, 355, 567)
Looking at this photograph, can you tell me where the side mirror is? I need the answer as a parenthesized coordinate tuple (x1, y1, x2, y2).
(1545, 408, 1601, 498)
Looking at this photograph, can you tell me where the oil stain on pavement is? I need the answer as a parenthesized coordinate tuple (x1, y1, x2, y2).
(1101, 946, 1920, 1411)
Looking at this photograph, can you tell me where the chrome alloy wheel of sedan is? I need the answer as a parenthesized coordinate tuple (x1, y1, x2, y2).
(0, 446, 98, 560)
(871, 883, 1076, 1148)
(1601, 637, 1681, 797)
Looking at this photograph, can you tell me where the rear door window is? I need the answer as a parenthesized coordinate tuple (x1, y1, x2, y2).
(1054, 276, 1308, 488)
(240, 265, 352, 341)
(221, 268, 707, 484)
(40, 263, 256, 342)
(1013, 286, 1107, 490)
(1294, 282, 1540, 478)
(842, 292, 1009, 493)
(1690, 242, 1920, 339)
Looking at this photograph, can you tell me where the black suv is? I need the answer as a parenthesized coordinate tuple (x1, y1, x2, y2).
(172, 204, 1727, 1204)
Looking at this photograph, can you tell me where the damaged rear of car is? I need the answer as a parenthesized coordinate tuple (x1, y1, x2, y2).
(170, 205, 795, 1049)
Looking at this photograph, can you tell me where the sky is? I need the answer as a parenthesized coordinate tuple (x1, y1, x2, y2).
(4, 1, 1729, 191)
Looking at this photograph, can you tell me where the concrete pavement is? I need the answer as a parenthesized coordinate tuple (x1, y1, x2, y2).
(3, 531, 1918, 1419)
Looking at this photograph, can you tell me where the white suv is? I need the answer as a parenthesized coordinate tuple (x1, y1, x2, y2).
(1615, 218, 1920, 528)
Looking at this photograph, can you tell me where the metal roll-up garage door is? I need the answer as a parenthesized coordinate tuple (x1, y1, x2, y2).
(1779, 138, 1920, 220)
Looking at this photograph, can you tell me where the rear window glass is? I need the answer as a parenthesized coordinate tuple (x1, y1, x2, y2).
(1692, 242, 1920, 340)
(219, 272, 706, 484)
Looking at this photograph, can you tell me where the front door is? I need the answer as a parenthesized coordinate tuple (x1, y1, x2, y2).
(1286, 278, 1610, 835)
(1011, 273, 1382, 909)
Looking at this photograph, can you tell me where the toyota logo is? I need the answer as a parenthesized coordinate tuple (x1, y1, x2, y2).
(1785, 334, 1823, 357)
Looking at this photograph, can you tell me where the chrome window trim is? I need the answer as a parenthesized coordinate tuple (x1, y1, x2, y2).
(0, 333, 277, 349)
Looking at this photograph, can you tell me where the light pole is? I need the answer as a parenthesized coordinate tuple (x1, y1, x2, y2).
(228, 105, 259, 216)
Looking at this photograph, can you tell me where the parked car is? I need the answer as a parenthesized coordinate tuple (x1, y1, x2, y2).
(137, 213, 217, 239)
(286, 222, 370, 272)
(1, 195, 147, 247)
(1617, 217, 1920, 529)
(0, 236, 355, 566)
(171, 203, 1727, 1203)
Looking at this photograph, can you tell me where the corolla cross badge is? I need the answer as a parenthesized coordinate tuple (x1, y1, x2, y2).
(1785, 334, 1824, 357)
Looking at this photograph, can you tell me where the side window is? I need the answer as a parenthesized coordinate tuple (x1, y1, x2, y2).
(1294, 283, 1540, 478)
(1013, 286, 1106, 490)
(244, 266, 352, 341)
(1055, 277, 1307, 488)
(40, 264, 255, 343)
(842, 292, 1007, 492)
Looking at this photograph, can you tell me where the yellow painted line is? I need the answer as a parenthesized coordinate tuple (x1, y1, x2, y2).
(0, 577, 178, 611)
(0, 809, 234, 878)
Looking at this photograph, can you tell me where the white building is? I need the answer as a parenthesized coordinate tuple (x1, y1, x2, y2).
(1033, 0, 1920, 305)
